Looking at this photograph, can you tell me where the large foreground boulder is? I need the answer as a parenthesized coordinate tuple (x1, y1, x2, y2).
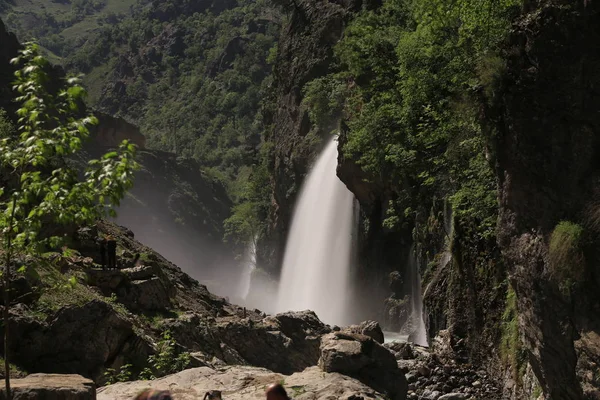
(319, 332, 408, 400)
(0, 374, 95, 400)
(3, 300, 152, 380)
(215, 310, 331, 374)
(97, 365, 388, 399)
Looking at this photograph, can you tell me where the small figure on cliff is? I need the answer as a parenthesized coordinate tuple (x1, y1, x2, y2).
(134, 389, 172, 400)
(106, 235, 117, 269)
(266, 383, 290, 400)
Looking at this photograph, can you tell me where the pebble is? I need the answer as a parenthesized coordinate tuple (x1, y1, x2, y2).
(390, 342, 503, 400)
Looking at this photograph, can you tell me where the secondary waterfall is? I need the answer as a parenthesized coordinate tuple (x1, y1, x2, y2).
(401, 244, 429, 347)
(238, 237, 257, 301)
(276, 138, 355, 326)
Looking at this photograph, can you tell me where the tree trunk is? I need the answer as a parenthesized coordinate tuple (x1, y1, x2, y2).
(3, 197, 16, 400)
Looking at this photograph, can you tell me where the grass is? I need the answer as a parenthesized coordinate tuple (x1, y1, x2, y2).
(500, 284, 527, 384)
(532, 384, 542, 399)
(548, 221, 585, 293)
(0, 357, 28, 378)
(289, 386, 306, 397)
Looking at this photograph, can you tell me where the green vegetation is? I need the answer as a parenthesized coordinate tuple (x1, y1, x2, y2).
(297, 0, 520, 239)
(548, 221, 585, 293)
(0, 43, 138, 397)
(139, 330, 191, 380)
(3, 0, 282, 244)
(1, 0, 137, 60)
(532, 384, 542, 399)
(103, 363, 133, 385)
(63, 0, 277, 196)
(289, 385, 307, 397)
(500, 285, 527, 384)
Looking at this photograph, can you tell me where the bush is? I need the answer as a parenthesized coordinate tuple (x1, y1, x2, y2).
(139, 330, 191, 380)
(548, 221, 585, 291)
(500, 285, 527, 383)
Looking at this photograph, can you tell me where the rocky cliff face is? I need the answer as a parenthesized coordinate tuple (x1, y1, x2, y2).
(90, 113, 146, 149)
(268, 1, 600, 398)
(2, 221, 331, 383)
(262, 0, 380, 275)
(496, 1, 600, 398)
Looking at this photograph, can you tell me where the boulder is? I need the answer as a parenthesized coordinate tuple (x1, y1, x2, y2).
(215, 310, 331, 374)
(384, 342, 415, 360)
(3, 300, 152, 380)
(0, 373, 95, 400)
(121, 277, 172, 311)
(319, 331, 408, 400)
(121, 265, 155, 281)
(344, 320, 385, 344)
(97, 365, 388, 400)
(86, 270, 126, 295)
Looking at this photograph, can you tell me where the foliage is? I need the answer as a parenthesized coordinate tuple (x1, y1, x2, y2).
(59, 0, 279, 195)
(139, 330, 191, 380)
(224, 143, 273, 244)
(500, 284, 527, 383)
(104, 363, 133, 385)
(1, 43, 138, 250)
(548, 221, 585, 293)
(298, 0, 519, 243)
(0, 110, 14, 137)
(0, 43, 138, 396)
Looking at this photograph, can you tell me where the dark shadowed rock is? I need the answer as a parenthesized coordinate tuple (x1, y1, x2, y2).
(0, 374, 95, 400)
(319, 331, 408, 400)
(384, 341, 415, 360)
(3, 300, 152, 381)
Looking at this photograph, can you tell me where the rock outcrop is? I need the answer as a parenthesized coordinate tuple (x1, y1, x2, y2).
(261, 0, 380, 276)
(162, 310, 331, 375)
(2, 299, 152, 380)
(97, 365, 387, 400)
(90, 113, 146, 149)
(496, 1, 600, 398)
(343, 320, 385, 344)
(0, 374, 95, 400)
(319, 331, 407, 400)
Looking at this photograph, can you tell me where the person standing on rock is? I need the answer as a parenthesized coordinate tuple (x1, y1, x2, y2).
(106, 235, 117, 270)
(266, 383, 290, 400)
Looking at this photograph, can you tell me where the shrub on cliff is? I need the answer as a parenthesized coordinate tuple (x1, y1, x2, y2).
(548, 221, 585, 291)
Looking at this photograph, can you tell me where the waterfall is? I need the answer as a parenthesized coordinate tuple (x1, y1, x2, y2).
(401, 243, 429, 347)
(276, 138, 356, 326)
(238, 237, 257, 301)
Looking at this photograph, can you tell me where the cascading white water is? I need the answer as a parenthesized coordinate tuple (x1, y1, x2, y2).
(276, 138, 355, 326)
(401, 244, 429, 347)
(238, 237, 257, 301)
